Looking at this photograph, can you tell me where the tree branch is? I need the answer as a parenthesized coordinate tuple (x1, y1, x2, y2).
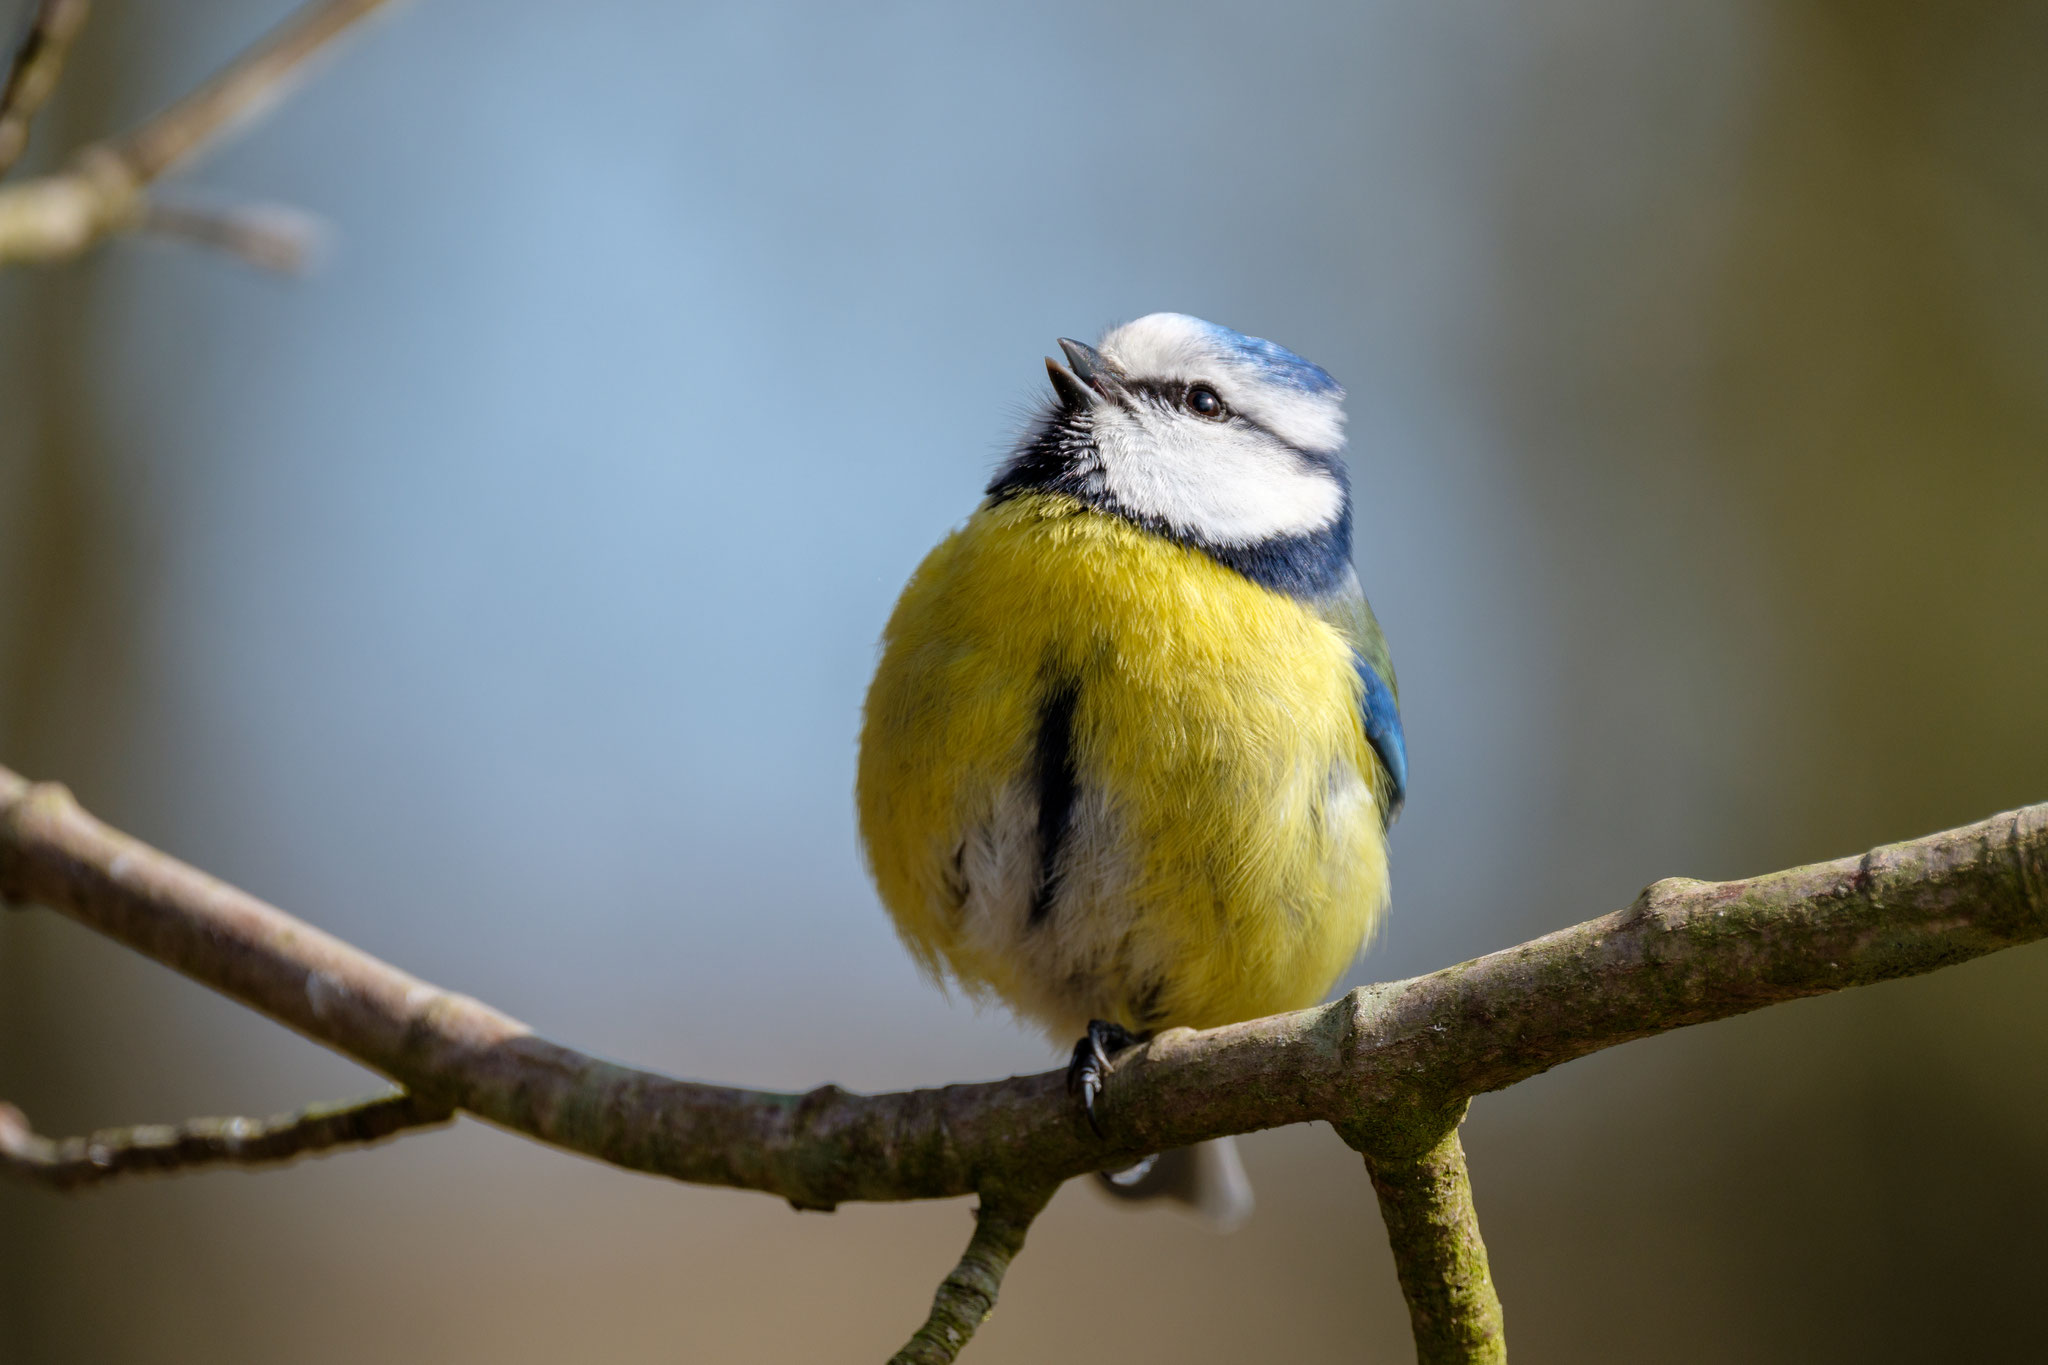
(4, 760, 2045, 1359)
(889, 1183, 1057, 1365)
(2, 763, 2044, 1206)
(0, 0, 90, 180)
(1353, 1126, 1505, 1365)
(0, 1090, 454, 1190)
(0, 0, 393, 267)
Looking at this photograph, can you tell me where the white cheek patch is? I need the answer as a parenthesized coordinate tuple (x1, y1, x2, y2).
(1094, 411, 1345, 546)
(1223, 383, 1345, 457)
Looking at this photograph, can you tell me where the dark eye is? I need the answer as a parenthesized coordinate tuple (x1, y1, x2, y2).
(1186, 384, 1227, 419)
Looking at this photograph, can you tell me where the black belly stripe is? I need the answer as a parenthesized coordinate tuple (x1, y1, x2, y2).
(1029, 680, 1080, 927)
(942, 843, 969, 917)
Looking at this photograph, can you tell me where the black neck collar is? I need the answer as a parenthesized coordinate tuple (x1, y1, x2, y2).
(987, 412, 1354, 600)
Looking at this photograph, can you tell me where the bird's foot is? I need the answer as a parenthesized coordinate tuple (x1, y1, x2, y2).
(1066, 1019, 1145, 1137)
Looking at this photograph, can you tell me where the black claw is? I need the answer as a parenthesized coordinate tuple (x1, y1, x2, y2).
(1066, 1020, 1142, 1137)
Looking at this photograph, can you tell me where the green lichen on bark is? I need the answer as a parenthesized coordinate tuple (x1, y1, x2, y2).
(890, 1184, 1056, 1365)
(1354, 1128, 1505, 1365)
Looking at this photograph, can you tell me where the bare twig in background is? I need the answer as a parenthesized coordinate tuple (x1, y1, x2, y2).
(889, 1184, 1058, 1365)
(4, 763, 2045, 1360)
(0, 1090, 454, 1190)
(0, 0, 91, 179)
(104, 0, 392, 183)
(0, 0, 394, 268)
(144, 196, 326, 273)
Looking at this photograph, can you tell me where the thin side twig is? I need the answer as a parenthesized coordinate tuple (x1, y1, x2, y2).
(1353, 1127, 1506, 1365)
(144, 197, 326, 274)
(0, 0, 395, 267)
(890, 1184, 1057, 1365)
(0, 0, 91, 179)
(0, 1089, 455, 1190)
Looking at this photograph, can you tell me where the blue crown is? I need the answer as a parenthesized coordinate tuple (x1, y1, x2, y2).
(1194, 317, 1341, 396)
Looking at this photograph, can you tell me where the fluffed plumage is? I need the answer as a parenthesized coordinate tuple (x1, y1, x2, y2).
(857, 313, 1403, 1227)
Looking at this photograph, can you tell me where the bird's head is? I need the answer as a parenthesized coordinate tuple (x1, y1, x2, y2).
(991, 313, 1352, 597)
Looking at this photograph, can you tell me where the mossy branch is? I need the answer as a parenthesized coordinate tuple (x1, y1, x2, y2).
(1352, 1126, 1506, 1365)
(889, 1183, 1057, 1365)
(4, 761, 2045, 1360)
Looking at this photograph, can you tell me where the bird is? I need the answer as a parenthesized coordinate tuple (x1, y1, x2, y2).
(856, 313, 1406, 1228)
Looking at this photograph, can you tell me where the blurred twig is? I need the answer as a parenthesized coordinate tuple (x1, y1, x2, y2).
(0, 1090, 454, 1190)
(0, 0, 394, 268)
(2, 762, 2044, 1363)
(144, 196, 326, 273)
(0, 0, 91, 179)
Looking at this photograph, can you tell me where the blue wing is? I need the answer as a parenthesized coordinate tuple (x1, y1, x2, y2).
(1353, 654, 1407, 824)
(1311, 569, 1407, 827)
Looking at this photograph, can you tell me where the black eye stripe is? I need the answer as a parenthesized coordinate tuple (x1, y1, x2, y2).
(1121, 377, 1233, 420)
(1121, 378, 1181, 404)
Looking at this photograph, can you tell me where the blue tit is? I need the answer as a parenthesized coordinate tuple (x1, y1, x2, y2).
(857, 313, 1406, 1228)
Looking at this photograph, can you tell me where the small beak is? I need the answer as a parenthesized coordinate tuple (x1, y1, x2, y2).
(1045, 337, 1123, 410)
(1058, 338, 1107, 384)
(1044, 356, 1096, 410)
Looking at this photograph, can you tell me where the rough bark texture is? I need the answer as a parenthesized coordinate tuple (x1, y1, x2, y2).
(1359, 1130, 1506, 1365)
(889, 1185, 1057, 1364)
(6, 761, 2047, 1362)
(4, 766, 2045, 1206)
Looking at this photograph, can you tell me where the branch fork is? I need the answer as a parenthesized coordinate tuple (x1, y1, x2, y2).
(0, 0, 393, 269)
(5, 762, 2045, 1359)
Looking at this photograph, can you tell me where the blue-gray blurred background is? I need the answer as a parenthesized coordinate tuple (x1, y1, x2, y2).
(3, 2, 2046, 1360)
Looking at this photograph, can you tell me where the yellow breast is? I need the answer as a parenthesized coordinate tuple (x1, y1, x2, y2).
(858, 492, 1389, 1039)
